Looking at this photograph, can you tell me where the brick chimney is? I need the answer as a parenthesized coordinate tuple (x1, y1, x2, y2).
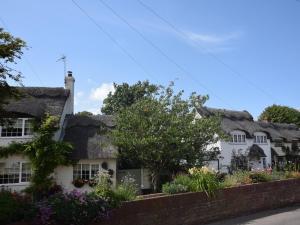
(64, 71, 75, 114)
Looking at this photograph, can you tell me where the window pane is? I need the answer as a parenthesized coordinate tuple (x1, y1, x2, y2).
(242, 135, 246, 142)
(260, 136, 263, 143)
(81, 164, 90, 180)
(24, 119, 33, 136)
(21, 163, 31, 182)
(238, 135, 241, 142)
(263, 136, 267, 143)
(234, 135, 237, 142)
(0, 163, 20, 184)
(91, 164, 99, 178)
(73, 164, 81, 180)
(1, 119, 23, 137)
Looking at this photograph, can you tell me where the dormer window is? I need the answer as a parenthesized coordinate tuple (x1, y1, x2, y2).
(0, 118, 33, 138)
(254, 135, 267, 144)
(232, 134, 246, 143)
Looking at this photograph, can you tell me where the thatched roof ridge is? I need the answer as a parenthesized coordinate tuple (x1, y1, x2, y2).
(2, 87, 69, 118)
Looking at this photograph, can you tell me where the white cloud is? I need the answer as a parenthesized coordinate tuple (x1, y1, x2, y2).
(77, 91, 84, 97)
(90, 83, 115, 101)
(185, 31, 242, 44)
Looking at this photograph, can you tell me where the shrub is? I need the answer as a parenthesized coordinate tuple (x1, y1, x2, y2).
(285, 171, 300, 179)
(231, 171, 252, 185)
(270, 171, 286, 181)
(35, 190, 110, 225)
(249, 171, 272, 183)
(0, 190, 36, 224)
(173, 174, 193, 189)
(162, 183, 188, 194)
(188, 166, 220, 197)
(114, 174, 138, 202)
(222, 175, 239, 188)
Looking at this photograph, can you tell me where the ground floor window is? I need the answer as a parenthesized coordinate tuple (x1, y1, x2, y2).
(73, 163, 100, 180)
(0, 162, 31, 184)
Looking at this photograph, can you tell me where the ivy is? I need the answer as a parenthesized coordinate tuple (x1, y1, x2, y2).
(0, 115, 74, 197)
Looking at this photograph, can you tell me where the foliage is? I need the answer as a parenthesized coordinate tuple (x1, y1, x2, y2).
(249, 171, 272, 183)
(258, 104, 300, 127)
(101, 80, 159, 115)
(114, 174, 138, 202)
(188, 167, 220, 197)
(0, 28, 27, 123)
(72, 178, 85, 188)
(75, 111, 94, 116)
(112, 83, 222, 191)
(0, 115, 73, 198)
(285, 171, 300, 179)
(0, 190, 36, 224)
(34, 190, 110, 225)
(223, 171, 252, 187)
(162, 183, 188, 194)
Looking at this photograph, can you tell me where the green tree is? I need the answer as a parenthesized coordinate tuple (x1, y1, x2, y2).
(0, 28, 27, 120)
(112, 84, 222, 191)
(75, 111, 93, 116)
(101, 80, 158, 115)
(259, 104, 300, 127)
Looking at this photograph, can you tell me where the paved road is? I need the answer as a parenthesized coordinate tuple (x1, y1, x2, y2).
(207, 206, 300, 225)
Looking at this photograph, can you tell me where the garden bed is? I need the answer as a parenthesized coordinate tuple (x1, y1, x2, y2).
(96, 179, 300, 225)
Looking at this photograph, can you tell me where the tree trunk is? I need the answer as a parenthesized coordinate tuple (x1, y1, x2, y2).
(151, 171, 160, 193)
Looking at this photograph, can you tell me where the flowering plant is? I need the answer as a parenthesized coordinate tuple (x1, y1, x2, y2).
(72, 178, 85, 188)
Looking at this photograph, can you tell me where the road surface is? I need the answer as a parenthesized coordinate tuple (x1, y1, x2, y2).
(207, 206, 300, 225)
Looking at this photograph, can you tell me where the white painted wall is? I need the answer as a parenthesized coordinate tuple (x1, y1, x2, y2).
(54, 159, 117, 192)
(213, 130, 272, 173)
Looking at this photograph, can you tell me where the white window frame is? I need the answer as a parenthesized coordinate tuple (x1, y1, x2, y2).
(0, 118, 34, 138)
(73, 163, 101, 180)
(254, 135, 268, 144)
(0, 161, 31, 185)
(231, 133, 246, 144)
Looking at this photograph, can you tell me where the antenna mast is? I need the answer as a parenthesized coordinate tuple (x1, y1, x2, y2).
(57, 54, 67, 76)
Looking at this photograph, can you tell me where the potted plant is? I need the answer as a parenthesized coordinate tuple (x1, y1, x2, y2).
(72, 178, 85, 188)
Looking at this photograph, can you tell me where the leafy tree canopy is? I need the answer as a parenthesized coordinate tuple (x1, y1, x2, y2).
(101, 80, 159, 115)
(0, 28, 27, 119)
(258, 104, 300, 127)
(112, 83, 222, 191)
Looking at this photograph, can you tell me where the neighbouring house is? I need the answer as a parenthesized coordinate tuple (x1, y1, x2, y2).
(197, 107, 300, 173)
(0, 71, 118, 192)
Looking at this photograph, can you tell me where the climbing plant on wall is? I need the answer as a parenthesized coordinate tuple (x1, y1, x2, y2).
(0, 115, 73, 197)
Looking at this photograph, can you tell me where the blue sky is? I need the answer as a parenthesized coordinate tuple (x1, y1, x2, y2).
(1, 0, 300, 117)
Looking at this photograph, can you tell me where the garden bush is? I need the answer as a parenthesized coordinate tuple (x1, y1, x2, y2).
(34, 190, 110, 225)
(0, 190, 36, 224)
(249, 171, 272, 183)
(188, 167, 220, 197)
(162, 183, 188, 194)
(285, 171, 300, 179)
(114, 174, 138, 202)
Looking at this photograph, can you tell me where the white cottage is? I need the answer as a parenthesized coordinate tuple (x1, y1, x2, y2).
(0, 72, 117, 192)
(197, 107, 272, 173)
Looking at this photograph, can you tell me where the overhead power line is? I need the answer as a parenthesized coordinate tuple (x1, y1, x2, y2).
(97, 0, 233, 108)
(136, 0, 278, 103)
(71, 0, 159, 83)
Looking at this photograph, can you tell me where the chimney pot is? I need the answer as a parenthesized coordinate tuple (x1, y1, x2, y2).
(67, 71, 72, 77)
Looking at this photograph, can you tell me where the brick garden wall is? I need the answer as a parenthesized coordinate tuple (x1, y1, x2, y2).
(96, 179, 300, 225)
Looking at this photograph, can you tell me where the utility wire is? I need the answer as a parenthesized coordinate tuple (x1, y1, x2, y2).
(0, 16, 45, 86)
(71, 0, 159, 83)
(136, 0, 278, 103)
(97, 0, 233, 108)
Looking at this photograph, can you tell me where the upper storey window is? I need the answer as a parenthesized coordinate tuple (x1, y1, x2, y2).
(0, 118, 33, 137)
(254, 135, 267, 144)
(231, 133, 246, 143)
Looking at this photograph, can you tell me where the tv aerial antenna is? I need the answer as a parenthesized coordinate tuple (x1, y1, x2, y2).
(56, 54, 67, 76)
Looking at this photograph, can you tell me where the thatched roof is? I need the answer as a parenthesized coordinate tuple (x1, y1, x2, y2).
(63, 115, 117, 160)
(2, 87, 69, 118)
(197, 107, 300, 142)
